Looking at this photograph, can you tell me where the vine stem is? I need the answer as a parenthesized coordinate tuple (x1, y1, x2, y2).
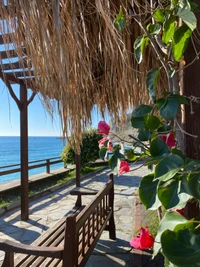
(175, 119, 198, 138)
(110, 131, 149, 149)
(131, 14, 173, 92)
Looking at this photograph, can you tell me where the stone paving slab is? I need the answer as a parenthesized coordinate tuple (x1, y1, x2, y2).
(0, 165, 151, 266)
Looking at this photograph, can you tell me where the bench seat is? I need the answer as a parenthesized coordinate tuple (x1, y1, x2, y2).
(0, 173, 116, 267)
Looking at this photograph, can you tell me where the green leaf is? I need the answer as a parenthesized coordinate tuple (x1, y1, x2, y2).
(147, 23, 161, 35)
(131, 117, 145, 128)
(177, 2, 197, 31)
(173, 94, 189, 104)
(125, 149, 137, 161)
(162, 15, 176, 44)
(138, 128, 151, 141)
(171, 148, 186, 161)
(99, 147, 107, 160)
(139, 173, 161, 210)
(160, 97, 179, 120)
(156, 98, 167, 109)
(184, 160, 200, 172)
(158, 177, 190, 209)
(113, 147, 125, 159)
(132, 104, 153, 118)
(155, 154, 184, 181)
(108, 155, 121, 175)
(153, 9, 165, 23)
(154, 211, 187, 256)
(150, 138, 169, 157)
(134, 36, 148, 64)
(161, 229, 200, 267)
(188, 173, 200, 200)
(146, 68, 160, 102)
(114, 6, 126, 32)
(172, 23, 192, 62)
(146, 115, 160, 130)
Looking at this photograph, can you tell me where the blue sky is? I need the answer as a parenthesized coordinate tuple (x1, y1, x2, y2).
(0, 80, 108, 136)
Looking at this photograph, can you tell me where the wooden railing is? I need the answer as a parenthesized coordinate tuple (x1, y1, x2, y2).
(0, 157, 63, 177)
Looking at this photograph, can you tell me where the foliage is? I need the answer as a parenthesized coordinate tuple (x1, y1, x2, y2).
(99, 1, 200, 266)
(61, 129, 103, 169)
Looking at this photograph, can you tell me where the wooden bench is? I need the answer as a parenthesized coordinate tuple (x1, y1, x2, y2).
(0, 173, 116, 267)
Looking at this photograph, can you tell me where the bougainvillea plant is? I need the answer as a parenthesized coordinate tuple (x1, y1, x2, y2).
(99, 1, 200, 266)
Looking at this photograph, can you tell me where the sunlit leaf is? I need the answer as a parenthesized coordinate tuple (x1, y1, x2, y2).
(162, 15, 176, 44)
(177, 1, 197, 31)
(114, 6, 126, 32)
(154, 211, 187, 256)
(153, 9, 165, 23)
(172, 24, 192, 62)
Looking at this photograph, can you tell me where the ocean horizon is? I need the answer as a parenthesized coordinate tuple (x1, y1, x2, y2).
(0, 136, 67, 184)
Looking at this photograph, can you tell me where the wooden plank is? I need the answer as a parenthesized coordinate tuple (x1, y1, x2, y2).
(3, 70, 34, 78)
(0, 47, 26, 60)
(1, 61, 29, 71)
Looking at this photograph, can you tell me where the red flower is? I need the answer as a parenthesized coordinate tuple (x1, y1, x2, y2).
(157, 133, 176, 147)
(97, 121, 110, 135)
(171, 207, 185, 216)
(98, 137, 109, 149)
(130, 227, 154, 250)
(118, 160, 130, 176)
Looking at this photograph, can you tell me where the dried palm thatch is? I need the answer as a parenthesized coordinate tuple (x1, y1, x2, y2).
(0, 0, 167, 150)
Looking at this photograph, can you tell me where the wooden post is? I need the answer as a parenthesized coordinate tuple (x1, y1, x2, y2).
(46, 159, 50, 173)
(183, 2, 200, 219)
(20, 84, 29, 220)
(75, 153, 81, 206)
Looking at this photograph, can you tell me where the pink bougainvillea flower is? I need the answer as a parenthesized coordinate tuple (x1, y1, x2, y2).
(118, 160, 130, 176)
(107, 141, 113, 151)
(166, 133, 176, 147)
(130, 227, 154, 250)
(98, 137, 109, 149)
(157, 133, 176, 147)
(171, 207, 185, 216)
(97, 121, 110, 135)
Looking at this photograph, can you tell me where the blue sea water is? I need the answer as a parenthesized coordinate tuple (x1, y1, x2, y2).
(0, 136, 66, 183)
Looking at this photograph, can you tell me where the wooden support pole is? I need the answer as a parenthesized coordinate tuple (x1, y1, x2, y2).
(20, 84, 29, 220)
(75, 153, 81, 206)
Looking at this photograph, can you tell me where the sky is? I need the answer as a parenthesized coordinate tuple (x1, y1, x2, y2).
(0, 80, 108, 137)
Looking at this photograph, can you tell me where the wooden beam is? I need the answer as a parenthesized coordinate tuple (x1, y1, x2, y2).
(1, 60, 29, 70)
(20, 83, 29, 220)
(0, 47, 26, 60)
(3, 70, 34, 78)
(0, 71, 24, 85)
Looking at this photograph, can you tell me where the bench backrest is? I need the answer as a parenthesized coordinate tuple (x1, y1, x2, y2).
(63, 173, 114, 267)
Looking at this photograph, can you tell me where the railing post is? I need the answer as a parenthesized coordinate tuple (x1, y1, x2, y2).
(46, 159, 50, 173)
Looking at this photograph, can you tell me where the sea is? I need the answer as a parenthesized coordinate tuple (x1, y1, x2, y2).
(0, 136, 67, 184)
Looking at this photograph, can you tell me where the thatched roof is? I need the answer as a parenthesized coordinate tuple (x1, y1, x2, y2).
(0, 1, 167, 150)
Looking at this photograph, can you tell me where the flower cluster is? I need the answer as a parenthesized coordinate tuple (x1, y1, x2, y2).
(130, 227, 154, 250)
(97, 121, 130, 176)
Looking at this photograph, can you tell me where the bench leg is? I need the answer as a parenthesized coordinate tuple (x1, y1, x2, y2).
(109, 213, 116, 240)
(2, 252, 14, 267)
